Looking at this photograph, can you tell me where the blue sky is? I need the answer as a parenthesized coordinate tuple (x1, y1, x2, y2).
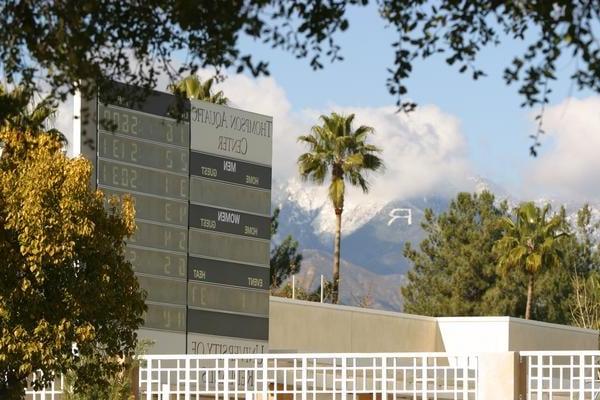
(58, 5, 599, 204)
(228, 4, 596, 201)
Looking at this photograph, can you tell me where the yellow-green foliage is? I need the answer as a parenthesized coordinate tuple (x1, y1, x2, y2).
(0, 128, 146, 399)
(63, 340, 153, 400)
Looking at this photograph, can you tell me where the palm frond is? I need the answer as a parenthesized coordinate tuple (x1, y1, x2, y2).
(170, 75, 228, 105)
(362, 153, 384, 171)
(297, 134, 319, 147)
(343, 153, 364, 170)
(495, 202, 565, 281)
(298, 153, 328, 184)
(353, 125, 375, 142)
(362, 144, 381, 153)
(1, 85, 61, 136)
(297, 112, 384, 210)
(347, 170, 369, 192)
(525, 253, 542, 274)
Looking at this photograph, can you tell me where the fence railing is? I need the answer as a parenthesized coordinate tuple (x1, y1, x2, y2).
(521, 351, 600, 400)
(24, 373, 65, 400)
(28, 350, 600, 399)
(138, 352, 478, 399)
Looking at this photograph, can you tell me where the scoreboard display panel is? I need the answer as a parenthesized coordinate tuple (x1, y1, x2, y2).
(187, 98, 271, 352)
(80, 82, 272, 354)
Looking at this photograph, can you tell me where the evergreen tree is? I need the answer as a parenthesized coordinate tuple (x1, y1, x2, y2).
(403, 192, 577, 324)
(270, 208, 303, 290)
(402, 191, 506, 316)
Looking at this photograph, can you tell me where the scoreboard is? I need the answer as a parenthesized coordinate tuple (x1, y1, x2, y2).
(78, 82, 272, 354)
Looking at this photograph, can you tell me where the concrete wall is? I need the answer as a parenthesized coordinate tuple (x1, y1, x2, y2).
(436, 316, 598, 352)
(436, 317, 510, 352)
(477, 352, 520, 400)
(138, 329, 186, 354)
(507, 317, 598, 350)
(270, 298, 599, 353)
(269, 297, 438, 353)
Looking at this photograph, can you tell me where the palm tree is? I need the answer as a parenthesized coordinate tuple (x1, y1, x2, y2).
(0, 85, 63, 139)
(493, 202, 567, 320)
(297, 112, 383, 304)
(169, 75, 228, 105)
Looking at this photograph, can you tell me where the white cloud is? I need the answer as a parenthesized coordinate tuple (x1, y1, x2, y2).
(208, 75, 474, 234)
(55, 72, 474, 227)
(298, 104, 473, 234)
(218, 75, 304, 183)
(527, 96, 600, 201)
(215, 75, 473, 232)
(318, 104, 473, 202)
(216, 74, 473, 198)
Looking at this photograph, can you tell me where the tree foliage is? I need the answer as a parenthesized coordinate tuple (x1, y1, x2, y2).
(298, 112, 383, 303)
(0, 126, 146, 398)
(0, 86, 64, 142)
(272, 280, 333, 303)
(494, 202, 568, 320)
(402, 191, 506, 316)
(568, 205, 600, 329)
(4, 1, 600, 147)
(270, 208, 303, 290)
(63, 340, 152, 400)
(169, 75, 228, 105)
(402, 191, 581, 324)
(0, 0, 359, 105)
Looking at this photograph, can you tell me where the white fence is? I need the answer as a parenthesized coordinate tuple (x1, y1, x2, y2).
(139, 353, 478, 399)
(24, 373, 65, 400)
(522, 351, 600, 400)
(27, 350, 600, 399)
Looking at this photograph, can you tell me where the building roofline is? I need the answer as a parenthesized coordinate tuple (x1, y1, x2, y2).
(270, 296, 437, 322)
(271, 297, 598, 335)
(437, 315, 597, 335)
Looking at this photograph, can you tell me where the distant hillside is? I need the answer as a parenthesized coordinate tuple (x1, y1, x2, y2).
(287, 249, 406, 310)
(273, 176, 600, 312)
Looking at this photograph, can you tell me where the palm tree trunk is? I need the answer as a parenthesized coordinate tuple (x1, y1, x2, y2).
(525, 273, 535, 320)
(332, 209, 342, 304)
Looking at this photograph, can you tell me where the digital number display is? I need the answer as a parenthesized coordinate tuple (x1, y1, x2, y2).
(190, 177, 270, 216)
(188, 282, 268, 316)
(127, 247, 187, 279)
(99, 159, 188, 200)
(144, 303, 186, 332)
(99, 104, 189, 147)
(188, 230, 270, 266)
(137, 275, 187, 305)
(102, 188, 188, 226)
(127, 220, 187, 252)
(99, 133, 189, 173)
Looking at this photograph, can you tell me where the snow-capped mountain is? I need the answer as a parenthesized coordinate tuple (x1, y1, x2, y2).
(275, 185, 448, 275)
(272, 176, 600, 312)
